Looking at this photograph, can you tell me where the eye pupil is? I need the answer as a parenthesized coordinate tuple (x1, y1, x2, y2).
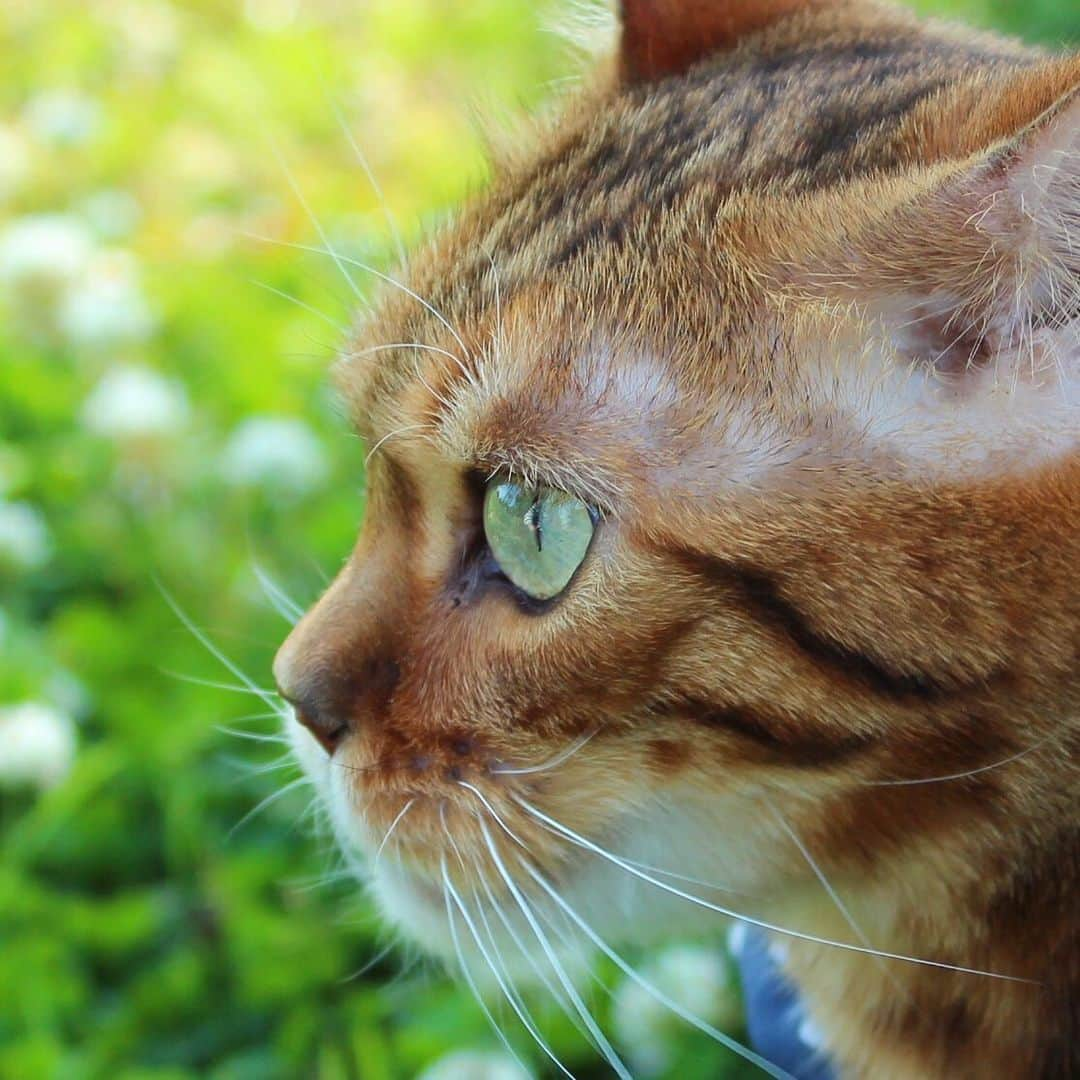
(482, 479, 595, 602)
(524, 500, 543, 551)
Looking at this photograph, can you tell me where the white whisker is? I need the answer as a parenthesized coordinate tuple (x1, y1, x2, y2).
(486, 249, 503, 364)
(864, 739, 1050, 786)
(249, 278, 347, 334)
(515, 796, 1036, 984)
(456, 782, 531, 852)
(347, 341, 465, 366)
(247, 754, 301, 778)
(224, 709, 287, 724)
(364, 423, 430, 467)
(250, 560, 306, 625)
(339, 939, 398, 984)
(243, 233, 474, 375)
(475, 869, 598, 1051)
(162, 669, 288, 711)
(324, 89, 408, 267)
(229, 775, 310, 838)
(765, 800, 905, 998)
(158, 586, 285, 718)
(440, 857, 529, 1073)
(216, 725, 291, 746)
(272, 142, 362, 301)
(492, 729, 597, 776)
(442, 856, 573, 1079)
(618, 856, 749, 898)
(523, 859, 794, 1080)
(477, 817, 633, 1079)
(373, 797, 416, 871)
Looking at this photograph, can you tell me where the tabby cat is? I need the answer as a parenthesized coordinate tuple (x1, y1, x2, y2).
(272, 1, 1079, 1075)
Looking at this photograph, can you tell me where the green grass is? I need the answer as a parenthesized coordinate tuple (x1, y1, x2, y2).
(1, 2, 1077, 1078)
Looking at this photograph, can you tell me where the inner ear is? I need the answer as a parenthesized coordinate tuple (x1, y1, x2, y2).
(618, 0, 817, 83)
(893, 300, 998, 378)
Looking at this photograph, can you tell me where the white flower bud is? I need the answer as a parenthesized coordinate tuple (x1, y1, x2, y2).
(221, 416, 329, 497)
(59, 250, 155, 349)
(0, 214, 94, 294)
(0, 702, 77, 790)
(23, 90, 102, 147)
(613, 943, 741, 1076)
(82, 365, 189, 439)
(0, 501, 51, 570)
(417, 1050, 533, 1080)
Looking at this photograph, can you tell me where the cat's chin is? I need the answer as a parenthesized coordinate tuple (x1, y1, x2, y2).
(369, 860, 456, 957)
(366, 845, 713, 983)
(359, 797, 735, 973)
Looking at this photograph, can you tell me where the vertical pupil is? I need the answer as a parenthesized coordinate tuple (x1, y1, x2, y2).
(524, 496, 543, 552)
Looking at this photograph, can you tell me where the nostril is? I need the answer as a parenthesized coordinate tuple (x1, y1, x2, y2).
(283, 692, 350, 756)
(295, 707, 349, 755)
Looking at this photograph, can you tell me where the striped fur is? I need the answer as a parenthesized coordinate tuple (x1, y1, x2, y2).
(275, 2, 1079, 1076)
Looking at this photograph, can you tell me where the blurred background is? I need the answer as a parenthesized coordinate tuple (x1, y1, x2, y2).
(1, 2, 1077, 1078)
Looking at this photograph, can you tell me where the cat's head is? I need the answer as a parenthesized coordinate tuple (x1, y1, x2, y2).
(274, 0, 1079, 964)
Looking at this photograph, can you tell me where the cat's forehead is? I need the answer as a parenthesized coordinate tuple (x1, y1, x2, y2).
(335, 26, 1025, 426)
(333, 24, 1077, 503)
(336, 261, 837, 513)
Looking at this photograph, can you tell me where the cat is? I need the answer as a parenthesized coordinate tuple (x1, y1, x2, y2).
(272, 1, 1079, 1076)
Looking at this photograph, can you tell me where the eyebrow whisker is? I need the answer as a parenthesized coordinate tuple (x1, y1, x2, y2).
(324, 88, 408, 267)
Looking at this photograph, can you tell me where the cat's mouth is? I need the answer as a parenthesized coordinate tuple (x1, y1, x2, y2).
(288, 708, 724, 958)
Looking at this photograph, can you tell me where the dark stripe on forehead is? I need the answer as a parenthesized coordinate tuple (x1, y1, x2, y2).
(792, 81, 951, 177)
(472, 29, 1033, 281)
(403, 18, 1038, 351)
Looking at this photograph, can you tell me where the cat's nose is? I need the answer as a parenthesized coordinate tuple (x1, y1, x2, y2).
(273, 640, 351, 755)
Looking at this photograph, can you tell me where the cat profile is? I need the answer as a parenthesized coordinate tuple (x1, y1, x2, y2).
(273, 2, 1079, 1075)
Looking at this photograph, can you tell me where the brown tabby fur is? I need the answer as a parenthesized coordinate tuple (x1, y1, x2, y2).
(274, 1, 1080, 1076)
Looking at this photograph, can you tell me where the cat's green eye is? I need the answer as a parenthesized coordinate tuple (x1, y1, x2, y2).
(482, 479, 594, 602)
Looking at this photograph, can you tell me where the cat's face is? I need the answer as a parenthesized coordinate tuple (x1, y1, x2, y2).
(273, 0, 1079, 976)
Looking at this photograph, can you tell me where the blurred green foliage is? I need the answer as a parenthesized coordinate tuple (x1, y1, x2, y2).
(1, 2, 1077, 1079)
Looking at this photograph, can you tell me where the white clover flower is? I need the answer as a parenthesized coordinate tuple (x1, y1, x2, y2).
(0, 702, 77, 790)
(81, 365, 190, 440)
(221, 416, 329, 496)
(0, 124, 31, 203)
(80, 189, 142, 241)
(612, 943, 741, 1076)
(417, 1050, 533, 1080)
(23, 89, 102, 147)
(0, 501, 52, 570)
(0, 213, 94, 294)
(59, 250, 155, 349)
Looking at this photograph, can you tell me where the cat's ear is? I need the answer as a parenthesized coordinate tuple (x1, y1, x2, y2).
(776, 84, 1080, 476)
(857, 85, 1080, 376)
(617, 0, 814, 82)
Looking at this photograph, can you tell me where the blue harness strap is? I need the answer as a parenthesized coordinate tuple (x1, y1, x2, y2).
(729, 924, 838, 1080)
